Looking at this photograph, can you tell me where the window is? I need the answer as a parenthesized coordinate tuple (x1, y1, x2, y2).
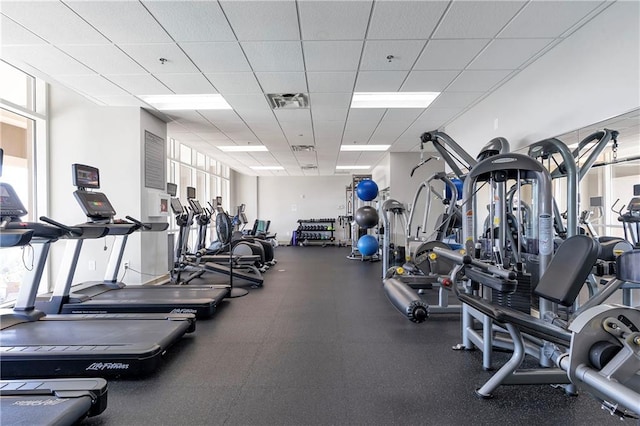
(166, 138, 231, 246)
(0, 61, 47, 304)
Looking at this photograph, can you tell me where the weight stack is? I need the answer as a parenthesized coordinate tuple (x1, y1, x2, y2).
(491, 271, 532, 314)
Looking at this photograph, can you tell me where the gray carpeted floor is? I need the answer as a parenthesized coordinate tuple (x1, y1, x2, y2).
(82, 246, 624, 425)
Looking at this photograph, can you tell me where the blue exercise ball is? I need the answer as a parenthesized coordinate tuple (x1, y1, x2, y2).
(356, 179, 378, 201)
(355, 205, 379, 229)
(357, 234, 378, 256)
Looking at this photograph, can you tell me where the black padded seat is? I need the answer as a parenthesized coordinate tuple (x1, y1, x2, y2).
(533, 235, 601, 306)
(457, 293, 571, 346)
(458, 235, 600, 346)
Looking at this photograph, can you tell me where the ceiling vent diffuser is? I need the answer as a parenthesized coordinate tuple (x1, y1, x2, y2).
(267, 93, 309, 109)
(301, 164, 317, 170)
(291, 145, 315, 152)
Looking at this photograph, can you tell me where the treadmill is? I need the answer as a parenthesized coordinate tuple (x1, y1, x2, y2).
(0, 181, 195, 379)
(0, 378, 108, 425)
(36, 164, 229, 319)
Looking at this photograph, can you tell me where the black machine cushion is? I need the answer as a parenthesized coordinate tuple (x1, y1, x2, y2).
(457, 292, 572, 346)
(533, 235, 600, 306)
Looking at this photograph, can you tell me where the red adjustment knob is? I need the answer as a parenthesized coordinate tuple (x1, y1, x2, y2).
(441, 278, 452, 288)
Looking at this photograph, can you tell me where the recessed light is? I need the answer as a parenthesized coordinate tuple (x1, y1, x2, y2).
(250, 166, 284, 170)
(336, 165, 371, 170)
(340, 145, 390, 152)
(138, 94, 232, 110)
(351, 92, 440, 108)
(218, 145, 268, 152)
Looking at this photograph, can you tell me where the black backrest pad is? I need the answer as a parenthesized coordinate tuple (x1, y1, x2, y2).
(533, 235, 600, 306)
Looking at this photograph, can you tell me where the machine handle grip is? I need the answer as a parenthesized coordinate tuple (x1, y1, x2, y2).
(432, 246, 516, 280)
(39, 216, 82, 236)
(125, 215, 151, 230)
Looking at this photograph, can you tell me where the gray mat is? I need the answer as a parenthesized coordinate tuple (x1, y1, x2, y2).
(79, 246, 623, 425)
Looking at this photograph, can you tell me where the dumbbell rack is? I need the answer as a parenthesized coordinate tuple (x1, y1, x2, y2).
(295, 218, 336, 247)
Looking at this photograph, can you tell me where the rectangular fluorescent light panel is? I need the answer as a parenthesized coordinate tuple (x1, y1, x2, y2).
(336, 165, 370, 170)
(139, 94, 232, 110)
(250, 166, 284, 170)
(218, 145, 268, 152)
(340, 145, 390, 152)
(351, 92, 440, 108)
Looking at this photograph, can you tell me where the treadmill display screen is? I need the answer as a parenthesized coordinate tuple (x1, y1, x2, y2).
(74, 190, 116, 219)
(167, 182, 177, 197)
(72, 164, 100, 189)
(186, 186, 196, 199)
(0, 183, 28, 218)
(170, 198, 183, 214)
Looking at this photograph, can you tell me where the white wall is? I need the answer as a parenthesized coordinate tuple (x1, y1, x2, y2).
(446, 1, 640, 155)
(230, 169, 258, 228)
(371, 153, 390, 190)
(256, 175, 351, 243)
(48, 84, 167, 286)
(389, 153, 446, 241)
(138, 109, 170, 279)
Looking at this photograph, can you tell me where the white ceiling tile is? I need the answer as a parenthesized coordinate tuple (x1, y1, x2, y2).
(92, 94, 149, 107)
(118, 43, 199, 74)
(52, 74, 129, 97)
(255, 72, 308, 93)
(299, 1, 372, 40)
(314, 121, 345, 140)
(241, 42, 304, 72)
(65, 1, 172, 43)
(354, 71, 408, 92)
(154, 73, 216, 94)
(223, 94, 270, 110)
(347, 109, 386, 122)
(236, 109, 277, 124)
(180, 42, 251, 72)
(414, 39, 490, 70)
(105, 74, 171, 95)
(1, 1, 110, 44)
(367, 1, 448, 39)
(220, 1, 299, 41)
(1, 45, 94, 75)
(500, 1, 602, 38)
(206, 73, 263, 95)
(192, 131, 231, 142)
(312, 108, 349, 122)
(360, 40, 426, 71)
(198, 110, 242, 124)
(303, 41, 363, 72)
(468, 39, 553, 70)
(401, 70, 459, 92)
(382, 109, 424, 124)
(429, 92, 483, 109)
(307, 72, 356, 93)
(413, 107, 465, 128)
(434, 1, 526, 39)
(273, 108, 311, 123)
(369, 124, 409, 144)
(446, 70, 512, 92)
(309, 93, 352, 109)
(142, 1, 235, 42)
(59, 44, 146, 75)
(0, 15, 47, 45)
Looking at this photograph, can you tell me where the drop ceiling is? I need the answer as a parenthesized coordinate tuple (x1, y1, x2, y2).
(0, 0, 614, 176)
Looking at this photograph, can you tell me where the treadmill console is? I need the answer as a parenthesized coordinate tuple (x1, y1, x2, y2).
(0, 182, 28, 220)
(170, 198, 184, 215)
(189, 199, 204, 215)
(72, 163, 100, 189)
(74, 190, 116, 222)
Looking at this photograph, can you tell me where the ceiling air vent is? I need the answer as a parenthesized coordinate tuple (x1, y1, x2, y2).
(301, 164, 317, 170)
(267, 93, 309, 109)
(291, 145, 315, 152)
